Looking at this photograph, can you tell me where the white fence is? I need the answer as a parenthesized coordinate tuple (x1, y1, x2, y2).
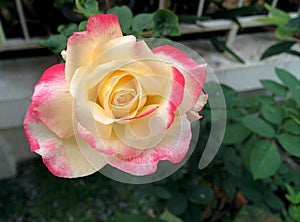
(159, 0, 298, 47)
(0, 0, 298, 52)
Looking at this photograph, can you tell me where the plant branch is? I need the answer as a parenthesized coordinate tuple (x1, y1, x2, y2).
(277, 142, 300, 173)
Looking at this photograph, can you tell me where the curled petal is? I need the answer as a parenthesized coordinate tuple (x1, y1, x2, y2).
(104, 115, 192, 176)
(88, 39, 155, 69)
(65, 14, 123, 82)
(152, 45, 207, 114)
(77, 122, 143, 159)
(114, 105, 165, 150)
(24, 105, 106, 178)
(187, 92, 208, 122)
(32, 64, 74, 138)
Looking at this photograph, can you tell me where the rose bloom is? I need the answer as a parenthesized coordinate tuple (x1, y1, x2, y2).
(24, 14, 207, 178)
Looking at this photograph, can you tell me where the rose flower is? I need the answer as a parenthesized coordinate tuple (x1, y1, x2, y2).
(24, 14, 207, 178)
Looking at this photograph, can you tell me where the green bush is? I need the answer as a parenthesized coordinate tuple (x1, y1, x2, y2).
(1, 68, 299, 221)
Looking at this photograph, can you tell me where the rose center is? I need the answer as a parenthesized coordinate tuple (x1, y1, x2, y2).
(113, 90, 136, 106)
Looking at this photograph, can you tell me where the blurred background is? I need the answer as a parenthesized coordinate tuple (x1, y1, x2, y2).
(0, 0, 300, 221)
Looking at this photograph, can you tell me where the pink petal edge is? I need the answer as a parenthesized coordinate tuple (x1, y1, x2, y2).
(31, 63, 74, 138)
(152, 45, 207, 113)
(166, 66, 185, 128)
(24, 104, 104, 178)
(24, 104, 72, 177)
(104, 114, 192, 176)
(65, 14, 123, 82)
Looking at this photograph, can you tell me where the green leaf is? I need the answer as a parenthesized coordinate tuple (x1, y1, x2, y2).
(159, 210, 183, 222)
(186, 185, 214, 205)
(286, 49, 300, 57)
(275, 26, 295, 39)
(144, 38, 174, 49)
(253, 95, 275, 104)
(118, 214, 165, 222)
(275, 68, 300, 106)
(234, 205, 282, 222)
(289, 205, 300, 221)
(260, 103, 282, 125)
(227, 109, 244, 120)
(288, 17, 300, 29)
(281, 99, 300, 117)
(257, 16, 287, 26)
(132, 13, 153, 34)
(264, 3, 291, 21)
(260, 40, 297, 60)
(210, 37, 245, 64)
(240, 135, 259, 169)
(224, 147, 242, 177)
(107, 6, 133, 33)
(78, 20, 88, 31)
(263, 191, 284, 211)
(242, 116, 276, 138)
(223, 123, 251, 144)
(222, 176, 237, 198)
(249, 141, 281, 179)
(153, 9, 180, 36)
(260, 80, 287, 97)
(166, 193, 187, 216)
(276, 68, 298, 88)
(57, 23, 78, 36)
(221, 84, 237, 97)
(153, 186, 171, 200)
(282, 119, 300, 135)
(278, 133, 300, 157)
(38, 34, 67, 54)
(75, 0, 101, 17)
(285, 183, 300, 205)
(238, 180, 263, 203)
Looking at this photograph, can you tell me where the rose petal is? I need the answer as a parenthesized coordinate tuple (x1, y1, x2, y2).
(77, 122, 143, 159)
(89, 39, 155, 68)
(65, 14, 123, 82)
(31, 64, 74, 138)
(152, 45, 207, 114)
(155, 66, 185, 129)
(104, 114, 192, 176)
(194, 92, 208, 111)
(24, 104, 106, 178)
(113, 104, 164, 149)
(186, 92, 208, 122)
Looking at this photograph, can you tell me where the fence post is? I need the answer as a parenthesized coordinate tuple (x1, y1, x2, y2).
(15, 0, 30, 41)
(0, 19, 5, 46)
(159, 0, 167, 9)
(225, 0, 244, 47)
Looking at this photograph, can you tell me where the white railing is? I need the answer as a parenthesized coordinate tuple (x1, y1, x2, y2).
(159, 0, 298, 47)
(0, 0, 41, 52)
(0, 0, 298, 52)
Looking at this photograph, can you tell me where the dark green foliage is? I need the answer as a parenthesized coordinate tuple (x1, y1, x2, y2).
(75, 0, 102, 17)
(258, 4, 300, 60)
(234, 205, 282, 222)
(260, 41, 297, 60)
(2, 20, 300, 219)
(249, 141, 281, 179)
(152, 9, 180, 37)
(38, 23, 78, 54)
(40, 2, 181, 54)
(107, 6, 133, 34)
(210, 36, 245, 64)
